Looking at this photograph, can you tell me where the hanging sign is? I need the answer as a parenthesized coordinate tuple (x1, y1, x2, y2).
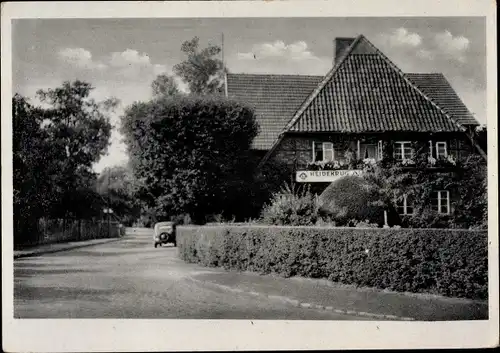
(296, 169, 363, 182)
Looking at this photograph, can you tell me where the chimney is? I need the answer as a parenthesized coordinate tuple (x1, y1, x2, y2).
(334, 37, 355, 65)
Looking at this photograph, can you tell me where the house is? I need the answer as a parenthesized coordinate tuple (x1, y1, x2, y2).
(226, 35, 485, 217)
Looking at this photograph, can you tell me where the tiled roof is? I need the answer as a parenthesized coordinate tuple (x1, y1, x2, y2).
(406, 73, 479, 126)
(226, 73, 323, 150)
(286, 36, 464, 133)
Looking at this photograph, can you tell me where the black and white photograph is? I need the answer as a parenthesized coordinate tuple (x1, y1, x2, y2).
(2, 1, 498, 351)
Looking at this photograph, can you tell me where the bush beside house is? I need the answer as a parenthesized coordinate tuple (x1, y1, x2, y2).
(260, 183, 326, 226)
(177, 225, 488, 300)
(259, 151, 487, 230)
(318, 176, 384, 226)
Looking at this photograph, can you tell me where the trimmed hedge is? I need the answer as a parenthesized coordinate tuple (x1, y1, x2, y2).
(177, 225, 488, 300)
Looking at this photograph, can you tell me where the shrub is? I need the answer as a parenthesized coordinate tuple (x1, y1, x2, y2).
(400, 210, 454, 229)
(178, 225, 488, 300)
(260, 183, 327, 226)
(353, 219, 379, 228)
(319, 176, 384, 226)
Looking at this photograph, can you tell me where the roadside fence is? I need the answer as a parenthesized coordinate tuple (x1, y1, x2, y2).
(17, 218, 123, 248)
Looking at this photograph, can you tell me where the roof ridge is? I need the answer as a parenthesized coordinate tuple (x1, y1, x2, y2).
(359, 37, 466, 132)
(406, 72, 444, 75)
(280, 34, 365, 134)
(227, 73, 324, 78)
(289, 35, 465, 134)
(406, 73, 476, 121)
(258, 34, 468, 168)
(257, 35, 365, 168)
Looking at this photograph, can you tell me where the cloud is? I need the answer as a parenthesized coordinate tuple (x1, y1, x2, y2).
(238, 40, 318, 61)
(153, 64, 168, 75)
(435, 30, 470, 62)
(233, 40, 331, 75)
(237, 52, 255, 60)
(110, 49, 151, 68)
(383, 28, 422, 47)
(58, 47, 171, 80)
(108, 49, 173, 79)
(58, 47, 107, 70)
(416, 49, 434, 60)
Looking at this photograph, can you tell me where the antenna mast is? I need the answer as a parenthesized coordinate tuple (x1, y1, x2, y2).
(222, 32, 228, 97)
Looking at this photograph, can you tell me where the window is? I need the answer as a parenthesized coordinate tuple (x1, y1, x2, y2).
(431, 191, 450, 215)
(323, 142, 334, 162)
(358, 141, 383, 160)
(312, 141, 323, 162)
(435, 142, 448, 159)
(397, 194, 414, 215)
(361, 144, 377, 159)
(394, 142, 414, 161)
(377, 140, 383, 160)
(312, 142, 345, 163)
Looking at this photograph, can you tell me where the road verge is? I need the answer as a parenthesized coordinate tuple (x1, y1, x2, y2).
(14, 238, 122, 259)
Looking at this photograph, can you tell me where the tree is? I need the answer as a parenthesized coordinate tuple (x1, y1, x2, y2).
(96, 165, 142, 226)
(151, 73, 181, 98)
(121, 95, 258, 224)
(13, 94, 55, 244)
(173, 36, 226, 95)
(13, 81, 116, 245)
(35, 80, 116, 219)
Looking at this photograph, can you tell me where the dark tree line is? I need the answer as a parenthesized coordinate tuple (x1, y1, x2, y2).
(13, 81, 115, 245)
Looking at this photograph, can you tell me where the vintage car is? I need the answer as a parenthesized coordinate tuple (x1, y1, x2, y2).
(153, 221, 177, 248)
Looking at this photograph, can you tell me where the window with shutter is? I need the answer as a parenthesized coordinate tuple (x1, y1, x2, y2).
(323, 142, 334, 162)
(377, 140, 383, 160)
(360, 144, 377, 159)
(312, 141, 323, 162)
(436, 142, 448, 159)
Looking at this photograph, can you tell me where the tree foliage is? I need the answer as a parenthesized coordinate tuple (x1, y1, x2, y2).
(96, 165, 142, 226)
(13, 95, 53, 243)
(173, 36, 226, 95)
(363, 141, 487, 229)
(151, 73, 181, 98)
(13, 81, 115, 244)
(34, 80, 115, 218)
(121, 95, 258, 223)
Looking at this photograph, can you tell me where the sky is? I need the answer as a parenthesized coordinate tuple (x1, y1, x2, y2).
(12, 17, 486, 173)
